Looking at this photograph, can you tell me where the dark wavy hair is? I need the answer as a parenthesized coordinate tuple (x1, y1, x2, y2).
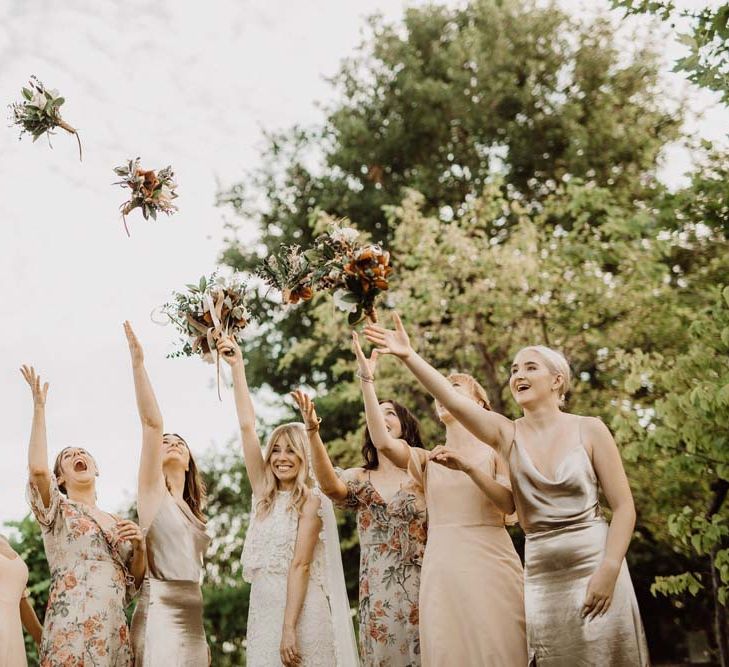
(164, 433, 208, 523)
(362, 400, 424, 470)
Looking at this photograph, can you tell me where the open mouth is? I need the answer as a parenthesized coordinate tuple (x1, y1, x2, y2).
(275, 464, 293, 474)
(516, 383, 530, 393)
(73, 459, 88, 472)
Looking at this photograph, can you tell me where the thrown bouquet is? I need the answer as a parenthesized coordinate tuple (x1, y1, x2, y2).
(159, 273, 251, 398)
(10, 76, 83, 160)
(261, 221, 393, 325)
(113, 158, 178, 236)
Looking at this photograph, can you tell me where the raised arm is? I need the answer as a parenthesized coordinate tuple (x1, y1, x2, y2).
(20, 366, 51, 507)
(291, 390, 348, 502)
(280, 492, 323, 667)
(352, 332, 410, 468)
(123, 322, 165, 524)
(581, 417, 637, 620)
(364, 312, 513, 453)
(217, 336, 266, 498)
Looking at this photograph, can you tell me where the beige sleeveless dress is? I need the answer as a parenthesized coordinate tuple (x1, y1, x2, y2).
(131, 493, 211, 666)
(510, 418, 650, 666)
(0, 551, 29, 667)
(409, 447, 527, 666)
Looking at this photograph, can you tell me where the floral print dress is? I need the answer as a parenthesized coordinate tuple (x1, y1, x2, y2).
(28, 476, 137, 667)
(337, 469, 427, 667)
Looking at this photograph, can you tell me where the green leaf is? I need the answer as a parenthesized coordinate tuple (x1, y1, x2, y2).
(53, 97, 65, 107)
(21, 87, 32, 101)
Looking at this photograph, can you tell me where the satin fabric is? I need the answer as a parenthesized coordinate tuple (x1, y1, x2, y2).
(0, 553, 28, 667)
(131, 493, 211, 666)
(409, 447, 527, 667)
(510, 419, 650, 666)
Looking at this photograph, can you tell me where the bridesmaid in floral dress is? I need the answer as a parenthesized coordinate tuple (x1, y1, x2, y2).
(293, 332, 427, 667)
(21, 366, 146, 667)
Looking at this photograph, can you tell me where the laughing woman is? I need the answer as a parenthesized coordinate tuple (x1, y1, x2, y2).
(21, 366, 145, 667)
(217, 336, 358, 667)
(365, 313, 650, 667)
(123, 322, 211, 666)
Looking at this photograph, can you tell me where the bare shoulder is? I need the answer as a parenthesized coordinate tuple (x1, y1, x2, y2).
(576, 415, 615, 455)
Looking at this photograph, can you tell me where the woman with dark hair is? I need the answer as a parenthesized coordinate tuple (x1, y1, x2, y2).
(20, 365, 145, 666)
(123, 322, 211, 665)
(291, 331, 427, 667)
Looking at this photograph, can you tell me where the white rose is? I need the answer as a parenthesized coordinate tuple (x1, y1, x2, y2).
(30, 91, 47, 109)
(333, 288, 358, 313)
(331, 226, 359, 244)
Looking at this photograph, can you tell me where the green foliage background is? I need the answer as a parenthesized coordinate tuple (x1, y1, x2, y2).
(7, 1, 729, 665)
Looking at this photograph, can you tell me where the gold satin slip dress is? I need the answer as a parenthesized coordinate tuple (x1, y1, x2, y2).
(131, 493, 211, 666)
(510, 418, 650, 667)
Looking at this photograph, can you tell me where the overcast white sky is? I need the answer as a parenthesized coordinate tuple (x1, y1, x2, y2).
(0, 0, 726, 528)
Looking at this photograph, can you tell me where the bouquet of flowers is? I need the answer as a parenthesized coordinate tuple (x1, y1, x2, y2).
(308, 222, 393, 325)
(113, 158, 178, 236)
(159, 273, 251, 399)
(10, 76, 82, 160)
(257, 244, 315, 305)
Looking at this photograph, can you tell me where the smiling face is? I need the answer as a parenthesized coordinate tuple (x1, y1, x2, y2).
(379, 402, 403, 439)
(54, 447, 98, 493)
(267, 433, 304, 485)
(162, 433, 190, 471)
(509, 348, 565, 408)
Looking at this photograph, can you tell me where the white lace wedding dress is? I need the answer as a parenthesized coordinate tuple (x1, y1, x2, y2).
(243, 489, 346, 666)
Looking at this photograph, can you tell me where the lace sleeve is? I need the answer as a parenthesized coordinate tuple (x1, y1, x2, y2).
(26, 475, 62, 529)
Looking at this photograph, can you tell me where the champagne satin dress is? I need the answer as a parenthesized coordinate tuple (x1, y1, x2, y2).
(131, 493, 211, 666)
(0, 551, 29, 667)
(510, 418, 650, 666)
(409, 447, 527, 666)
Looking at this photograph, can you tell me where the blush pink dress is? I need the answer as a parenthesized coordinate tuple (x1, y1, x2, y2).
(409, 447, 527, 666)
(0, 549, 29, 667)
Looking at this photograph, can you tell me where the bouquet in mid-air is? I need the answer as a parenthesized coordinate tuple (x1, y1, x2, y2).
(257, 244, 315, 305)
(113, 158, 178, 236)
(10, 76, 83, 160)
(259, 221, 392, 325)
(159, 273, 251, 398)
(308, 221, 393, 325)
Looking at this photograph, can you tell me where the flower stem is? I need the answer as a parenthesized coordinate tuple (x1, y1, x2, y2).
(56, 119, 82, 161)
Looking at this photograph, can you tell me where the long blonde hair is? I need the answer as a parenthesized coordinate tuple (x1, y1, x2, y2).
(256, 422, 311, 520)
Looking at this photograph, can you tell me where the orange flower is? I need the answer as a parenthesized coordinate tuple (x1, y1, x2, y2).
(409, 604, 419, 626)
(119, 625, 129, 643)
(63, 572, 77, 590)
(136, 168, 159, 198)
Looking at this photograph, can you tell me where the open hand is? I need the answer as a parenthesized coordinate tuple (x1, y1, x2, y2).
(363, 311, 413, 359)
(216, 334, 243, 366)
(20, 366, 49, 407)
(123, 321, 144, 367)
(290, 389, 320, 431)
(352, 331, 378, 379)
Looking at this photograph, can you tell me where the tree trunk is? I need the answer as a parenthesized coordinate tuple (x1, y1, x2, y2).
(707, 479, 729, 666)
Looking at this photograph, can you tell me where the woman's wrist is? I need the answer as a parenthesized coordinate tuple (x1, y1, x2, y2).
(356, 370, 374, 383)
(601, 556, 621, 572)
(306, 417, 322, 432)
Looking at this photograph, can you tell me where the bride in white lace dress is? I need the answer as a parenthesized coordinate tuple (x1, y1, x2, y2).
(218, 336, 359, 667)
